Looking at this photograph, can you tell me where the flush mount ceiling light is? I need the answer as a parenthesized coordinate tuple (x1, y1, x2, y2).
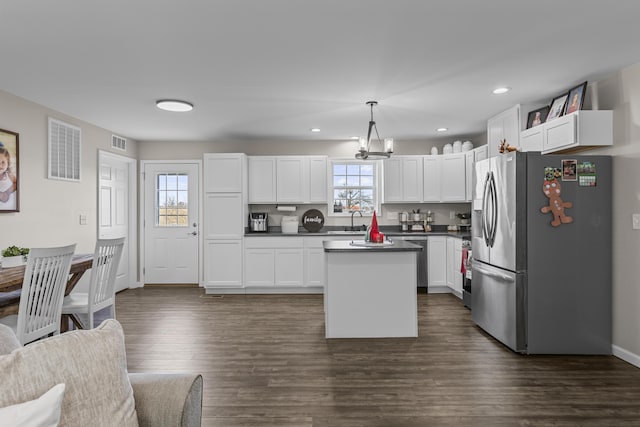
(355, 101, 394, 160)
(492, 87, 511, 94)
(156, 99, 194, 112)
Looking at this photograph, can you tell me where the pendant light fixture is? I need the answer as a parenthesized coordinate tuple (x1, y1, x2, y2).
(355, 101, 394, 160)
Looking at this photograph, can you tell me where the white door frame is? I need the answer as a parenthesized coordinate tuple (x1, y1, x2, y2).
(97, 150, 139, 289)
(140, 160, 203, 287)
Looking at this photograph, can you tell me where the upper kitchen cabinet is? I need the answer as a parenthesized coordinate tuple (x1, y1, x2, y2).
(248, 156, 277, 203)
(383, 156, 424, 203)
(422, 155, 442, 202)
(277, 157, 308, 203)
(520, 110, 612, 154)
(465, 146, 488, 202)
(487, 104, 526, 158)
(248, 156, 327, 204)
(440, 153, 466, 202)
(204, 153, 246, 193)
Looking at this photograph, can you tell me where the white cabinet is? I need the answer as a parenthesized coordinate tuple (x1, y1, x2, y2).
(446, 237, 462, 297)
(427, 236, 447, 292)
(519, 110, 613, 154)
(203, 154, 247, 291)
(441, 153, 466, 202)
(244, 237, 304, 289)
(308, 156, 328, 203)
(248, 156, 327, 204)
(487, 105, 525, 158)
(204, 153, 245, 193)
(275, 249, 304, 286)
(520, 126, 544, 152)
(244, 248, 275, 287)
(464, 146, 488, 201)
(383, 156, 423, 203)
(465, 151, 474, 202)
(248, 157, 277, 203)
(204, 240, 243, 288)
(304, 237, 326, 288)
(422, 155, 442, 202)
(204, 193, 244, 239)
(277, 157, 308, 203)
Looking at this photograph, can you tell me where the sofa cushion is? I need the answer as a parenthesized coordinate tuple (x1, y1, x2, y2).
(0, 323, 21, 355)
(0, 319, 138, 427)
(0, 383, 65, 427)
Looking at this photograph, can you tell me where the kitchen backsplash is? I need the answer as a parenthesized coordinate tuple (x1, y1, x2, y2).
(249, 203, 472, 228)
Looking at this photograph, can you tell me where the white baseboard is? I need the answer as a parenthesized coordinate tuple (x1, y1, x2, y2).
(612, 344, 640, 368)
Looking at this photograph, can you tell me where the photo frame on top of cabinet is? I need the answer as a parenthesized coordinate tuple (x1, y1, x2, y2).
(0, 128, 19, 212)
(546, 93, 569, 122)
(526, 106, 550, 129)
(564, 81, 588, 115)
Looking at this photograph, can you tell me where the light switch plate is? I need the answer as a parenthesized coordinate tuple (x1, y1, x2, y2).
(633, 213, 640, 230)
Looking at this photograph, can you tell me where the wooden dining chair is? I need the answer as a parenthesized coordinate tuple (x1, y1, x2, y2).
(0, 244, 76, 345)
(61, 237, 125, 329)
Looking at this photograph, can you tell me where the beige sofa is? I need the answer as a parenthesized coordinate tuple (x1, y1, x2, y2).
(0, 319, 202, 427)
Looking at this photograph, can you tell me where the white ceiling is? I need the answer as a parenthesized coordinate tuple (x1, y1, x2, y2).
(1, 1, 640, 143)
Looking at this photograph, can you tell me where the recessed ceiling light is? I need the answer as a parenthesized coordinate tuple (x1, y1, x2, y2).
(492, 87, 511, 95)
(436, 127, 448, 132)
(350, 136, 360, 140)
(310, 128, 321, 132)
(156, 99, 194, 112)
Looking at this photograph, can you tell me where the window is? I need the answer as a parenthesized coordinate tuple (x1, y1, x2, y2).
(156, 173, 189, 226)
(330, 160, 378, 215)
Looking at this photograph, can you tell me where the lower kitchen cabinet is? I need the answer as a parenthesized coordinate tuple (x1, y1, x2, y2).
(427, 236, 447, 292)
(204, 240, 243, 289)
(244, 237, 304, 289)
(446, 237, 463, 297)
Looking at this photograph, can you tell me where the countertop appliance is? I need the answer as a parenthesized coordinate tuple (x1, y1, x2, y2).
(471, 152, 611, 354)
(249, 212, 268, 232)
(395, 234, 428, 289)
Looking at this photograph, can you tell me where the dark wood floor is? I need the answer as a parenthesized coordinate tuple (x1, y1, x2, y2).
(112, 287, 640, 426)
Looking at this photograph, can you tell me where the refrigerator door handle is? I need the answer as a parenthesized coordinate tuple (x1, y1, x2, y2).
(489, 171, 498, 247)
(481, 172, 491, 246)
(474, 262, 512, 282)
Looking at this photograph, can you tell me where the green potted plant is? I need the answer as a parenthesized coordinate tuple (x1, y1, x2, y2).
(1, 245, 30, 268)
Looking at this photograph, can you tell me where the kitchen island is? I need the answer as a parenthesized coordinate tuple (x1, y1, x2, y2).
(323, 239, 422, 338)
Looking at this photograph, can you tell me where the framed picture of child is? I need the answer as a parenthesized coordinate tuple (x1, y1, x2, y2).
(565, 81, 588, 115)
(546, 93, 569, 122)
(0, 128, 19, 212)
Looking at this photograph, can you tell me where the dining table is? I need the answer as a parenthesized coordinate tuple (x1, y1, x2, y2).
(0, 254, 94, 330)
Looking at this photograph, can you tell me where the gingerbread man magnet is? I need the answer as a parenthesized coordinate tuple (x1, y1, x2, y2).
(541, 178, 573, 227)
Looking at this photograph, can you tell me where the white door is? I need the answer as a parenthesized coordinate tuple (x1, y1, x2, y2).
(98, 152, 134, 292)
(144, 162, 199, 284)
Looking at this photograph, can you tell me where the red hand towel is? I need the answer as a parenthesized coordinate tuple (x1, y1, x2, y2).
(460, 248, 469, 275)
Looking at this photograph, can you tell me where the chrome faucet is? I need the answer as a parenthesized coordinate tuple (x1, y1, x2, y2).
(350, 210, 363, 231)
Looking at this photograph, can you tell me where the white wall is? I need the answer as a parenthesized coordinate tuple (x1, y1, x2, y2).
(0, 90, 138, 256)
(590, 64, 640, 363)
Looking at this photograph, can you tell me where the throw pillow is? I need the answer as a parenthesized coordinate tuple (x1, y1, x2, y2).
(0, 383, 65, 427)
(0, 323, 21, 355)
(0, 319, 138, 427)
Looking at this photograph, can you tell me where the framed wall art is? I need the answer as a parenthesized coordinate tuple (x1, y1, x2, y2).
(526, 106, 550, 129)
(565, 81, 588, 115)
(0, 128, 19, 212)
(546, 93, 569, 122)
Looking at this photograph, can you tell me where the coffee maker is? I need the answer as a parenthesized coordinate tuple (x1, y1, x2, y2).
(249, 212, 268, 232)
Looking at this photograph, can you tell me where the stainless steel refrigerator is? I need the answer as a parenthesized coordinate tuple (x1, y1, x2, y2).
(471, 151, 611, 354)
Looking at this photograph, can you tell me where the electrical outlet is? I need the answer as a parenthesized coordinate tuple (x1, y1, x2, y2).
(633, 213, 640, 230)
(450, 211, 456, 220)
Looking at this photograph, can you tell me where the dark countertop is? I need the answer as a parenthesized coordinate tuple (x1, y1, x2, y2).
(323, 239, 423, 253)
(245, 227, 470, 240)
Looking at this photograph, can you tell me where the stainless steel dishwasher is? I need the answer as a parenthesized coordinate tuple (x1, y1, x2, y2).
(393, 234, 428, 290)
